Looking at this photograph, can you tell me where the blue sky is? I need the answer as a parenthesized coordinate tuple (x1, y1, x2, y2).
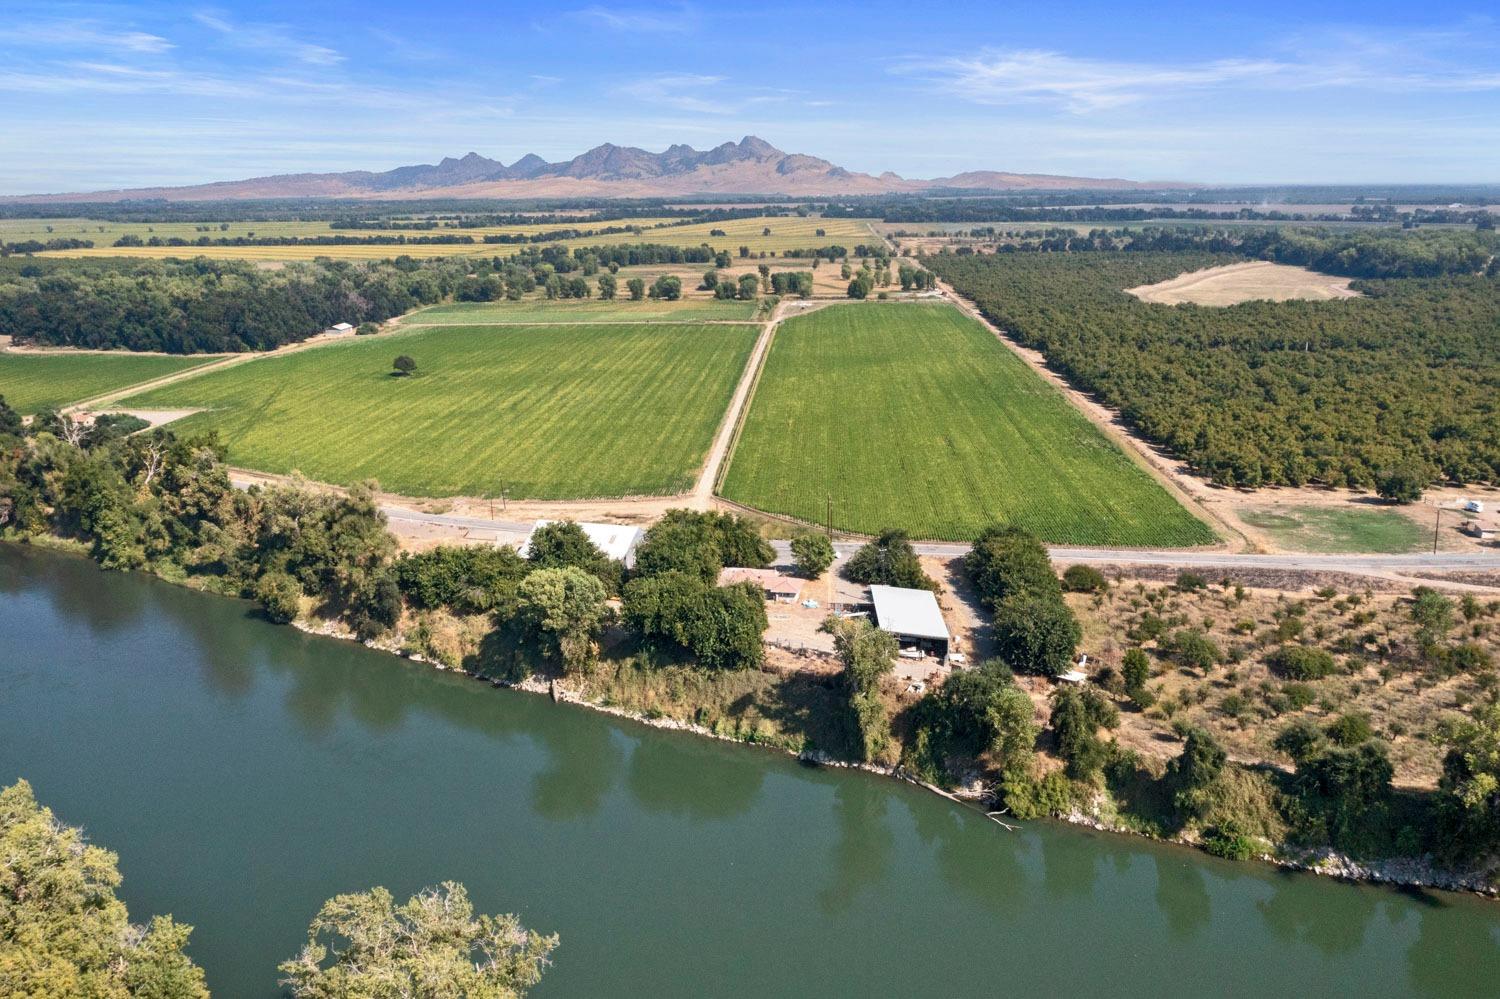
(2, 1, 1498, 194)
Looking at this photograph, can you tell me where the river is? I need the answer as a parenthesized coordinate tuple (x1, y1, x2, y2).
(2, 543, 1498, 997)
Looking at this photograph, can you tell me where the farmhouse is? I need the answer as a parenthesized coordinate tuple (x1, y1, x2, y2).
(870, 584, 950, 658)
(325, 322, 355, 336)
(519, 520, 644, 568)
(718, 567, 802, 603)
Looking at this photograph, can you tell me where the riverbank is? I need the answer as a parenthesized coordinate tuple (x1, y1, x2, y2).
(5, 532, 1496, 900)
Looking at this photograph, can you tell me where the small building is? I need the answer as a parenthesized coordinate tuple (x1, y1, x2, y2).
(870, 584, 950, 659)
(718, 567, 803, 603)
(1461, 520, 1497, 541)
(519, 520, 643, 568)
(325, 322, 355, 336)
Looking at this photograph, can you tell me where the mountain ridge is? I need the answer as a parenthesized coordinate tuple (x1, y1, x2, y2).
(3, 136, 1182, 203)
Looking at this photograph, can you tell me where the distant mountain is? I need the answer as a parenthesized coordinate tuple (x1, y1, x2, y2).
(4, 136, 1178, 203)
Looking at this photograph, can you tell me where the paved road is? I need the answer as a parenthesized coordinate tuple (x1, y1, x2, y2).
(337, 491, 1500, 578)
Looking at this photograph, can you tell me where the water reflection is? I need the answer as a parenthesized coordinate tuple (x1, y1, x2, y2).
(908, 797, 1027, 914)
(530, 708, 622, 822)
(625, 733, 765, 821)
(1257, 869, 1377, 955)
(1405, 893, 1500, 996)
(817, 779, 894, 915)
(1152, 853, 1212, 939)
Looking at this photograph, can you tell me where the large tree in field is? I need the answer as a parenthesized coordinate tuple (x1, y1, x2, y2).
(0, 780, 209, 999)
(279, 881, 557, 999)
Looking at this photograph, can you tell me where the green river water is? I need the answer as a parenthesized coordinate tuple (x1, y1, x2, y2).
(2, 543, 1498, 997)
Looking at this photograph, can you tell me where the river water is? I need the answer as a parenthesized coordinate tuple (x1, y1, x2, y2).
(2, 543, 1498, 997)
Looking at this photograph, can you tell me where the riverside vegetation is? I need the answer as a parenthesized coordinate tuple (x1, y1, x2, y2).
(0, 780, 556, 997)
(5, 398, 1500, 893)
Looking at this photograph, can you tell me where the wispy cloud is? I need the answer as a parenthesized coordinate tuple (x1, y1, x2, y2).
(564, 4, 697, 34)
(619, 73, 805, 115)
(912, 31, 1500, 113)
(0, 19, 173, 54)
(193, 10, 343, 66)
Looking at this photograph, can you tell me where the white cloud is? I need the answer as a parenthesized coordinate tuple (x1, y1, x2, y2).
(913, 35, 1500, 113)
(0, 20, 173, 54)
(565, 4, 697, 34)
(193, 10, 343, 66)
(620, 73, 728, 113)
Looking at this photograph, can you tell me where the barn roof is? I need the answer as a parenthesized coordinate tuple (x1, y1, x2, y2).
(870, 585, 949, 641)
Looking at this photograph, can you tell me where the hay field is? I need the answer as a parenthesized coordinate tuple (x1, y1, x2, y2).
(407, 299, 761, 324)
(1126, 260, 1360, 306)
(559, 215, 881, 255)
(0, 352, 213, 414)
(119, 322, 759, 499)
(719, 302, 1215, 546)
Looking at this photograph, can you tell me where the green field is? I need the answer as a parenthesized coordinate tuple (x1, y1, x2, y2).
(408, 299, 761, 324)
(1239, 505, 1426, 553)
(720, 303, 1215, 546)
(120, 323, 758, 498)
(0, 352, 214, 414)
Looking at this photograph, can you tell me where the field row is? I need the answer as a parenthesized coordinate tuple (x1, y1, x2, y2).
(0, 352, 215, 414)
(120, 323, 759, 499)
(719, 303, 1215, 546)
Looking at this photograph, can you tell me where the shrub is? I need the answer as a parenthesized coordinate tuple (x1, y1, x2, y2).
(392, 354, 416, 376)
(254, 571, 302, 624)
(1062, 564, 1107, 593)
(1201, 821, 1256, 860)
(1175, 572, 1208, 592)
(1326, 712, 1374, 746)
(844, 529, 936, 591)
(1169, 629, 1223, 671)
(356, 321, 378, 335)
(1268, 644, 1337, 680)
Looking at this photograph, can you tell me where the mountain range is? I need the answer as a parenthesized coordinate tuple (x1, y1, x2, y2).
(7, 136, 1174, 202)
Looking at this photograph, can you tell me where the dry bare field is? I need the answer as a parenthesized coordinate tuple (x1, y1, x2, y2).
(1126, 260, 1360, 306)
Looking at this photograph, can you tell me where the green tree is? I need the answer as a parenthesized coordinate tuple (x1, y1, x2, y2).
(1049, 686, 1119, 780)
(255, 570, 303, 624)
(1166, 727, 1227, 822)
(1061, 564, 1107, 593)
(597, 273, 617, 299)
(1121, 647, 1153, 707)
(0, 780, 208, 998)
(626, 277, 646, 300)
(790, 532, 835, 578)
(822, 616, 897, 761)
(737, 273, 759, 300)
(1438, 697, 1500, 850)
(964, 525, 1059, 609)
(525, 520, 620, 593)
(393, 355, 417, 376)
(649, 275, 682, 301)
(843, 528, 936, 591)
(516, 567, 610, 675)
(992, 592, 1081, 677)
(279, 882, 556, 999)
(908, 659, 1037, 781)
(1376, 462, 1427, 503)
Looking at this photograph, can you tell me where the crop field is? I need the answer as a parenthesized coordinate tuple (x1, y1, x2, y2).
(0, 352, 213, 414)
(25, 215, 875, 261)
(558, 215, 880, 255)
(719, 303, 1215, 546)
(407, 298, 761, 324)
(1126, 260, 1359, 306)
(119, 323, 759, 499)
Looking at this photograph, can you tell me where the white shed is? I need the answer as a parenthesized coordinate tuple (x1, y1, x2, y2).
(870, 584, 950, 658)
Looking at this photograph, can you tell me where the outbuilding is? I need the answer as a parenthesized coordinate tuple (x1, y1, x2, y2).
(326, 322, 355, 336)
(519, 520, 644, 568)
(718, 567, 803, 603)
(870, 584, 950, 659)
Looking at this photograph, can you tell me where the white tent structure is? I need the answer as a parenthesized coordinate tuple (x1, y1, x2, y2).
(870, 584, 950, 658)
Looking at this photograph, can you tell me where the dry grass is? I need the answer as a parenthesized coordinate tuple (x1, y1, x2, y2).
(1126, 260, 1359, 306)
(1066, 574, 1500, 788)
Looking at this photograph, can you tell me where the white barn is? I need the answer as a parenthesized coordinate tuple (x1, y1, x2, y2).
(870, 584, 950, 658)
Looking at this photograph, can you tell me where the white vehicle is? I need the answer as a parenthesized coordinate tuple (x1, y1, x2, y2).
(1464, 500, 1485, 513)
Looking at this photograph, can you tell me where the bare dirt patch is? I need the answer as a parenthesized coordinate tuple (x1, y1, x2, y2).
(1126, 260, 1360, 306)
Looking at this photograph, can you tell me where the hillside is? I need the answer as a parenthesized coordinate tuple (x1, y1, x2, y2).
(5, 136, 1169, 203)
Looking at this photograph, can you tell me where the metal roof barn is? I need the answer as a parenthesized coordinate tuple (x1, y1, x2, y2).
(870, 584, 950, 656)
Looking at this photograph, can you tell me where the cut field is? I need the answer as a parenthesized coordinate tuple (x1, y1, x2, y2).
(118, 323, 759, 499)
(1237, 504, 1426, 553)
(559, 215, 880, 255)
(0, 352, 214, 414)
(1126, 260, 1359, 306)
(719, 303, 1215, 546)
(406, 299, 761, 324)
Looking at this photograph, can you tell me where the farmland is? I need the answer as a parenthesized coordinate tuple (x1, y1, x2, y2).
(719, 302, 1214, 546)
(0, 351, 213, 414)
(29, 214, 881, 262)
(406, 298, 761, 324)
(119, 322, 758, 499)
(1126, 260, 1360, 305)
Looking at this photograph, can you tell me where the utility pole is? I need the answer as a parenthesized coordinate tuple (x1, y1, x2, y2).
(826, 494, 833, 539)
(501, 487, 509, 513)
(1433, 506, 1442, 554)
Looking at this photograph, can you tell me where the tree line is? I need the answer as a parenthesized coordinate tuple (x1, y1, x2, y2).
(929, 250, 1500, 489)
